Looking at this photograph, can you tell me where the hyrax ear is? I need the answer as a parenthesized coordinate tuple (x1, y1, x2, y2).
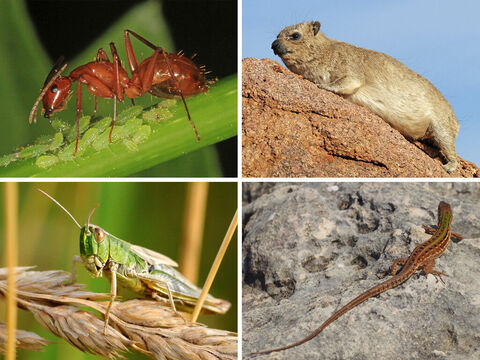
(312, 21, 321, 36)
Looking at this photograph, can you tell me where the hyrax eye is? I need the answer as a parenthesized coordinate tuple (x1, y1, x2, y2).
(94, 227, 105, 243)
(289, 32, 301, 40)
(50, 85, 58, 93)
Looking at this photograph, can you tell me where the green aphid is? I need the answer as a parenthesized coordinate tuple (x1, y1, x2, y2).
(142, 105, 173, 123)
(67, 116, 91, 142)
(110, 118, 143, 142)
(71, 128, 101, 157)
(116, 105, 143, 125)
(38, 190, 231, 334)
(34, 134, 53, 145)
(0, 153, 17, 167)
(36, 155, 59, 169)
(93, 117, 112, 131)
(158, 99, 177, 108)
(132, 125, 151, 144)
(49, 133, 64, 151)
(51, 119, 71, 133)
(123, 139, 138, 152)
(80, 128, 101, 148)
(19, 144, 49, 159)
(58, 142, 77, 161)
(92, 130, 111, 151)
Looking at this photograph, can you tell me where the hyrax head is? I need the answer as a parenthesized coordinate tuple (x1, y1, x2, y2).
(271, 21, 322, 60)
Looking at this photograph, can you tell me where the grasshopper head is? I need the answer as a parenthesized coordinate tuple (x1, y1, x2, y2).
(80, 225, 110, 278)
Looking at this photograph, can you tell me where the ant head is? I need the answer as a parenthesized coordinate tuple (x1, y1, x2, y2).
(42, 77, 73, 118)
(29, 58, 69, 125)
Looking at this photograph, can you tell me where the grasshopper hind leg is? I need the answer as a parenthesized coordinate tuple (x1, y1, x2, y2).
(151, 282, 188, 323)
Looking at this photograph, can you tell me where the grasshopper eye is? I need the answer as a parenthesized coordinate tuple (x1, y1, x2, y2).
(94, 227, 105, 243)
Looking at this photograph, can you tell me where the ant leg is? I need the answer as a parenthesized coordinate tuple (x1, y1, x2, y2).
(124, 30, 140, 74)
(96, 48, 109, 62)
(92, 96, 98, 117)
(140, 47, 160, 91)
(90, 49, 108, 119)
(108, 42, 124, 144)
(124, 29, 165, 53)
(109, 96, 117, 143)
(77, 73, 116, 144)
(109, 42, 124, 101)
(74, 81, 82, 156)
(161, 51, 201, 141)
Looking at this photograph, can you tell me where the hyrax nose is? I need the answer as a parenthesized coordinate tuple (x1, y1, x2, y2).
(271, 39, 281, 54)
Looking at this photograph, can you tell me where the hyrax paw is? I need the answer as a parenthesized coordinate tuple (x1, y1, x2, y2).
(442, 161, 458, 174)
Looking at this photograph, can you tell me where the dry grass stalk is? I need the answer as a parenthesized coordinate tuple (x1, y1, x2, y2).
(0, 267, 237, 359)
(0, 322, 52, 353)
(4, 182, 19, 360)
(192, 210, 238, 323)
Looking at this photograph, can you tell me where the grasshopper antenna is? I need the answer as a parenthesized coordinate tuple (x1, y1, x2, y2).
(86, 204, 100, 228)
(37, 189, 81, 229)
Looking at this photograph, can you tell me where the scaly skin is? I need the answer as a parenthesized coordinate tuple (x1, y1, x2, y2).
(250, 201, 455, 356)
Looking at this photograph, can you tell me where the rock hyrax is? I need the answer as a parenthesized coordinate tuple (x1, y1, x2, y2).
(272, 21, 459, 173)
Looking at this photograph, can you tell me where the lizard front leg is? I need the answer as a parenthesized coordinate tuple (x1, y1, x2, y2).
(422, 224, 463, 240)
(420, 258, 448, 284)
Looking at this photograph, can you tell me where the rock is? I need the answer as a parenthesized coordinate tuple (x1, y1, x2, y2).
(242, 58, 479, 178)
(242, 183, 480, 359)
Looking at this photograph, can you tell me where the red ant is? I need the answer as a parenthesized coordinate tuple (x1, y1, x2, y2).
(29, 30, 210, 155)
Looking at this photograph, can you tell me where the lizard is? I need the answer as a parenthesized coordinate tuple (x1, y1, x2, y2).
(249, 201, 461, 357)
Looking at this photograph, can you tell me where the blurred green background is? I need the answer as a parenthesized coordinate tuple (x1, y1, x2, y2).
(0, 0, 237, 177)
(0, 182, 237, 359)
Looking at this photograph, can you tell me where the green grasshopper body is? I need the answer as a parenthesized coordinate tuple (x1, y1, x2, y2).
(40, 190, 231, 332)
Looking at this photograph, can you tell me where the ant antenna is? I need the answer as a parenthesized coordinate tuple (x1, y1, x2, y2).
(86, 204, 100, 228)
(37, 189, 81, 229)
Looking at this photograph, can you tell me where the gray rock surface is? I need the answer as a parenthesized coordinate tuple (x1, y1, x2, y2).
(242, 183, 480, 360)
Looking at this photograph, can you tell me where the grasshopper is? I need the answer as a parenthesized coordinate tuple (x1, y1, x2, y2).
(38, 189, 231, 333)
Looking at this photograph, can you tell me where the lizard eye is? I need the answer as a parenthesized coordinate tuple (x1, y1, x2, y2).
(94, 227, 105, 243)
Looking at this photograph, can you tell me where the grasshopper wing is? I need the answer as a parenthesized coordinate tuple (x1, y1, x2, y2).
(136, 264, 231, 314)
(129, 244, 178, 267)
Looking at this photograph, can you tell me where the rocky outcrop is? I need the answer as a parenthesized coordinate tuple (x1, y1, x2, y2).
(242, 58, 479, 177)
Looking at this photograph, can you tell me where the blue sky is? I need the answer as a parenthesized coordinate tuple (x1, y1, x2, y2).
(243, 0, 480, 168)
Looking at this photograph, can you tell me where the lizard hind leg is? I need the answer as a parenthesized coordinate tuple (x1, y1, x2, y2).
(389, 257, 408, 276)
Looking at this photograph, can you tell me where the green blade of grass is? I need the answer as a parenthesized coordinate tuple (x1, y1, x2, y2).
(0, 75, 236, 177)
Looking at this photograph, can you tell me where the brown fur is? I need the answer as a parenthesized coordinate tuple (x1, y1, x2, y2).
(272, 21, 459, 173)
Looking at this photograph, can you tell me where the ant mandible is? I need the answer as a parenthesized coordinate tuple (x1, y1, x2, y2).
(29, 30, 210, 155)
